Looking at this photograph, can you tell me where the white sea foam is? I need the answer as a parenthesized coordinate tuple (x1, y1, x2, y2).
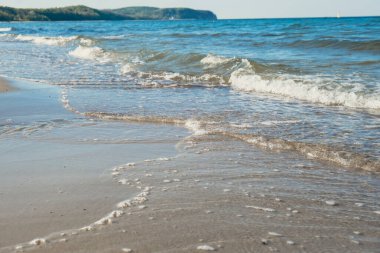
(260, 120, 301, 126)
(0, 27, 12, 32)
(60, 88, 81, 114)
(29, 238, 46, 246)
(120, 63, 136, 74)
(15, 35, 78, 46)
(268, 232, 283, 237)
(103, 35, 125, 39)
(246, 205, 276, 212)
(201, 54, 232, 67)
(230, 123, 253, 128)
(136, 71, 226, 86)
(229, 62, 380, 109)
(185, 119, 208, 136)
(79, 38, 94, 46)
(197, 245, 216, 251)
(69, 46, 111, 62)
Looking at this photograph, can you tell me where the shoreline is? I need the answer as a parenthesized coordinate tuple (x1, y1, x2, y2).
(0, 78, 379, 253)
(0, 78, 187, 251)
(15, 133, 380, 253)
(1, 16, 379, 253)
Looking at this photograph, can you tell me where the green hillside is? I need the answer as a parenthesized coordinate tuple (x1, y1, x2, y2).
(109, 6, 217, 20)
(0, 5, 217, 21)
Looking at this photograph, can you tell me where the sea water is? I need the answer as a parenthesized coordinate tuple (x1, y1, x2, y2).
(1, 17, 379, 171)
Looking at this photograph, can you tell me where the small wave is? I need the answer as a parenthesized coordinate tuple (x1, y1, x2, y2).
(342, 60, 380, 66)
(82, 111, 380, 171)
(79, 37, 94, 46)
(69, 46, 112, 62)
(167, 33, 194, 38)
(225, 132, 380, 172)
(59, 93, 379, 172)
(120, 63, 136, 74)
(259, 120, 301, 126)
(134, 71, 228, 87)
(84, 112, 185, 125)
(288, 39, 380, 52)
(167, 32, 251, 38)
(283, 23, 310, 31)
(200, 54, 234, 68)
(185, 119, 208, 135)
(261, 33, 284, 37)
(15, 34, 79, 46)
(229, 66, 380, 109)
(103, 35, 125, 40)
(0, 27, 12, 32)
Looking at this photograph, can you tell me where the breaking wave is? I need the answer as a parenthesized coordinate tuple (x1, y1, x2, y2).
(69, 46, 112, 62)
(200, 54, 234, 68)
(229, 60, 380, 109)
(15, 34, 79, 46)
(62, 107, 380, 172)
(0, 27, 12, 32)
(65, 46, 380, 110)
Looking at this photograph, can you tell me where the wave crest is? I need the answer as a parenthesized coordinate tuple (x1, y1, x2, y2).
(289, 39, 380, 52)
(0, 27, 12, 32)
(81, 111, 380, 172)
(58, 90, 380, 173)
(201, 54, 233, 68)
(69, 46, 112, 62)
(15, 35, 79, 46)
(229, 66, 380, 109)
(225, 132, 380, 172)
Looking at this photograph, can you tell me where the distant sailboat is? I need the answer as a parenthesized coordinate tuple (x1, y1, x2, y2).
(336, 11, 341, 18)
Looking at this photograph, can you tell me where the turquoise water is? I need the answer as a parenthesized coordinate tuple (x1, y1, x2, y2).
(0, 17, 379, 171)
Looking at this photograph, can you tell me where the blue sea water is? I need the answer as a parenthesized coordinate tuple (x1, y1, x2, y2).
(0, 17, 379, 171)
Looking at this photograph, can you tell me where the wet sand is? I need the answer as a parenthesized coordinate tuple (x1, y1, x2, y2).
(0, 78, 379, 253)
(17, 137, 380, 253)
(0, 78, 186, 251)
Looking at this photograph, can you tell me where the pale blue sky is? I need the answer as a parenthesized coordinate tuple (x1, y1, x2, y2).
(0, 0, 379, 19)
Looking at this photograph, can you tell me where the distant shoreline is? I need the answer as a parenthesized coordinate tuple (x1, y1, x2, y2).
(0, 15, 378, 23)
(0, 5, 217, 22)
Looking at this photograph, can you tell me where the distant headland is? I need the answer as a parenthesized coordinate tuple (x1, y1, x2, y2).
(0, 5, 217, 21)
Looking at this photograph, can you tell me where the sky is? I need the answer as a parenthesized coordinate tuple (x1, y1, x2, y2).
(0, 0, 379, 19)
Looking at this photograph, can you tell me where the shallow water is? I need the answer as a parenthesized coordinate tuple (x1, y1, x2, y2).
(1, 17, 379, 171)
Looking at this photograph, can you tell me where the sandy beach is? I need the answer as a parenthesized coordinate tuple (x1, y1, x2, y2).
(0, 78, 379, 253)
(0, 78, 187, 252)
(1, 15, 379, 253)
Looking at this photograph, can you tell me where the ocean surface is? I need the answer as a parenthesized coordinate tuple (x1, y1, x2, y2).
(0, 17, 380, 171)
